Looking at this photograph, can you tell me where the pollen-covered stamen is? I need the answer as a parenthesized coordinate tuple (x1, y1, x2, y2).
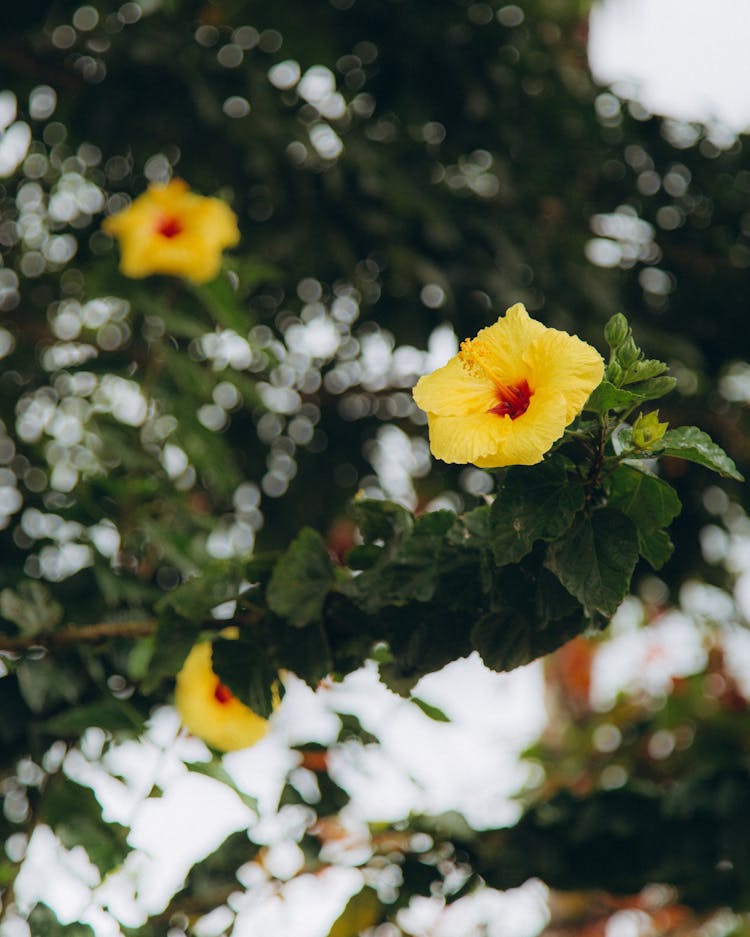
(214, 681, 234, 705)
(156, 215, 184, 239)
(489, 379, 531, 419)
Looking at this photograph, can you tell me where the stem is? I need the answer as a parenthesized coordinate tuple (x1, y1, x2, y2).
(0, 619, 156, 653)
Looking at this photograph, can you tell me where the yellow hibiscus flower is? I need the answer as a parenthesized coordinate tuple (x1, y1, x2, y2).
(412, 303, 604, 468)
(102, 178, 240, 284)
(175, 635, 270, 752)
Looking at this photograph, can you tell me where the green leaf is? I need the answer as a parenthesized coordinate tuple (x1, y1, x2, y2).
(267, 528, 334, 627)
(0, 581, 62, 636)
(27, 905, 96, 937)
(607, 464, 682, 532)
(211, 635, 277, 718)
(16, 658, 82, 714)
(545, 509, 639, 616)
(273, 619, 332, 689)
(658, 426, 744, 480)
(349, 498, 413, 545)
(142, 609, 202, 693)
(584, 381, 645, 415)
(472, 609, 535, 672)
(40, 775, 128, 876)
(621, 358, 669, 385)
(411, 697, 451, 722)
(40, 700, 142, 736)
(638, 527, 674, 570)
(489, 457, 584, 565)
(626, 375, 677, 401)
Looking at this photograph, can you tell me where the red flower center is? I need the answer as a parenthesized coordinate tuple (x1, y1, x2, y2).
(489, 379, 532, 419)
(156, 215, 184, 239)
(214, 681, 234, 705)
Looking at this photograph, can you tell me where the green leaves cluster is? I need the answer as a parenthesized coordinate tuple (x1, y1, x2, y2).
(135, 317, 742, 717)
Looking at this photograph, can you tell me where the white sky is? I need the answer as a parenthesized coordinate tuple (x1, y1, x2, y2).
(589, 0, 750, 133)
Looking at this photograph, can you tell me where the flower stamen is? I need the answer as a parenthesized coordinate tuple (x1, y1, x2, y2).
(489, 379, 531, 419)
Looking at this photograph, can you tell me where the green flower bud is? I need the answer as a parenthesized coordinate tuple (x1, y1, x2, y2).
(617, 335, 640, 368)
(606, 359, 623, 385)
(632, 410, 668, 450)
(604, 313, 629, 350)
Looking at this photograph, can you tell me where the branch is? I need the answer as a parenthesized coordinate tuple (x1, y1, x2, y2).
(0, 619, 156, 653)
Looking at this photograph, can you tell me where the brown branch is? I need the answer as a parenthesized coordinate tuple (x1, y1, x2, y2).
(0, 619, 156, 653)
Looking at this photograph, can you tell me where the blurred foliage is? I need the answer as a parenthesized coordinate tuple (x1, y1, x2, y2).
(1, 0, 750, 934)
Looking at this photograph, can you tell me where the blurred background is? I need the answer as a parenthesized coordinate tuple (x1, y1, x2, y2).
(1, 1, 750, 935)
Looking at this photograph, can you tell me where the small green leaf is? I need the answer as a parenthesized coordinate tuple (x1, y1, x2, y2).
(621, 358, 669, 385)
(349, 498, 413, 545)
(489, 457, 584, 565)
(545, 509, 639, 616)
(211, 635, 277, 718)
(638, 527, 674, 570)
(328, 885, 382, 937)
(267, 528, 333, 627)
(584, 381, 644, 415)
(411, 697, 451, 722)
(626, 375, 677, 401)
(658, 426, 744, 481)
(607, 464, 681, 532)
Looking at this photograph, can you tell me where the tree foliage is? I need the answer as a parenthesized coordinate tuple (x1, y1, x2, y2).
(1, 0, 750, 934)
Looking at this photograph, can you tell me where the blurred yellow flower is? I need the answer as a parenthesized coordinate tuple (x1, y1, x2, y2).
(175, 636, 270, 752)
(102, 178, 240, 283)
(412, 303, 604, 468)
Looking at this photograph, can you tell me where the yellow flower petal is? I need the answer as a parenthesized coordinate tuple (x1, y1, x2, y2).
(413, 356, 497, 416)
(524, 328, 605, 422)
(175, 640, 269, 752)
(102, 179, 240, 284)
(412, 303, 604, 469)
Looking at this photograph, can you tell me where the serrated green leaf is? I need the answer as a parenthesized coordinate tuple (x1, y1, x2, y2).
(607, 464, 682, 532)
(659, 426, 744, 480)
(211, 635, 277, 717)
(584, 381, 645, 415)
(544, 509, 639, 616)
(267, 528, 333, 627)
(489, 457, 584, 565)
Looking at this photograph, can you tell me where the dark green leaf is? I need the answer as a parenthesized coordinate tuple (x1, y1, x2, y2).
(40, 776, 128, 876)
(212, 635, 277, 717)
(489, 457, 584, 565)
(40, 700, 142, 736)
(472, 609, 534, 672)
(349, 498, 413, 545)
(638, 527, 675, 570)
(273, 619, 332, 689)
(545, 509, 639, 616)
(27, 906, 96, 937)
(16, 658, 82, 714)
(267, 528, 333, 627)
(659, 426, 744, 480)
(142, 609, 202, 693)
(607, 464, 682, 532)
